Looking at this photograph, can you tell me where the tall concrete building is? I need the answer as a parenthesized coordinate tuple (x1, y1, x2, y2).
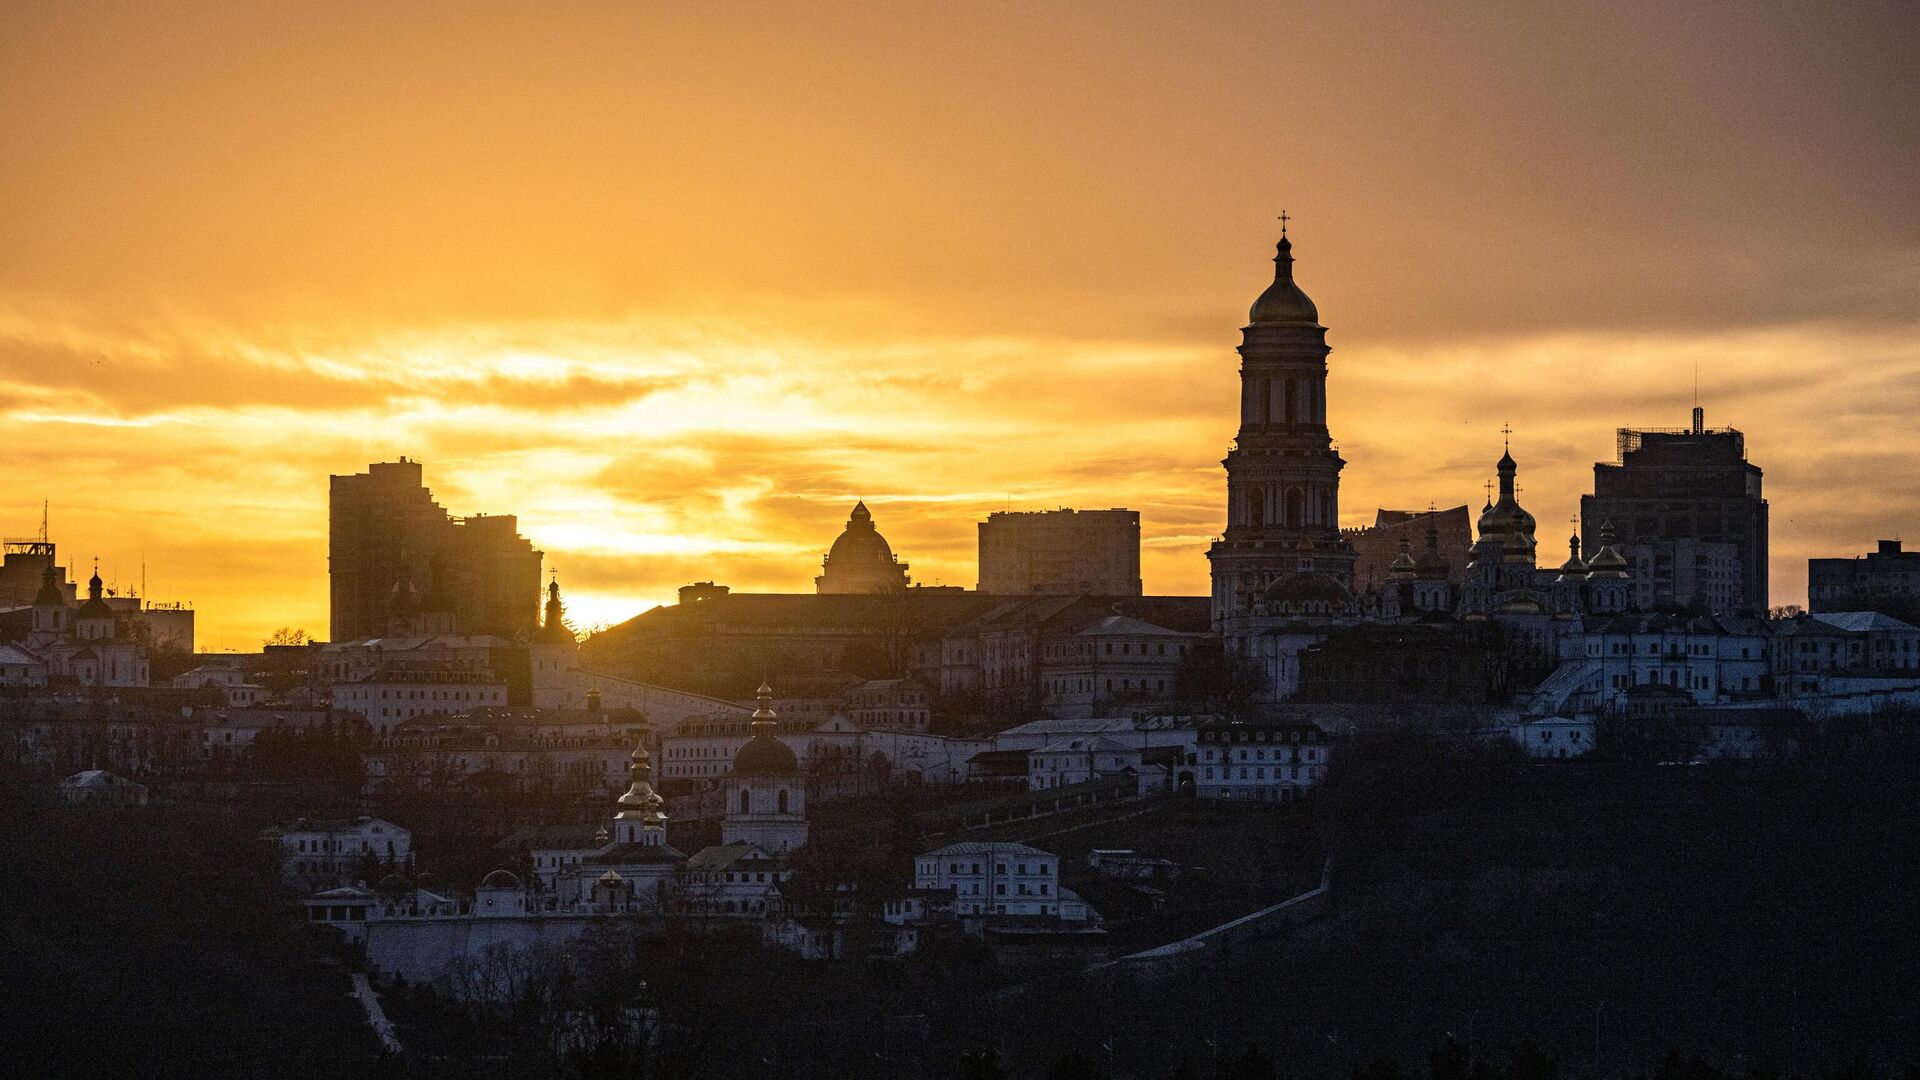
(328, 459, 544, 642)
(1580, 408, 1768, 614)
(977, 508, 1141, 596)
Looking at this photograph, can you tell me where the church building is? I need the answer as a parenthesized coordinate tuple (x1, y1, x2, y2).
(816, 502, 911, 594)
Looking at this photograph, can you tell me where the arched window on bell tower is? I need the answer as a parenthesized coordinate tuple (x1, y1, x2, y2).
(1284, 379, 1298, 426)
(1250, 488, 1265, 527)
(739, 788, 752, 815)
(1260, 380, 1273, 426)
(1285, 488, 1303, 527)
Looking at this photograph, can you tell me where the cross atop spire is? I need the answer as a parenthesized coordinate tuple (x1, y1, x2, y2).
(1277, 210, 1290, 237)
(1501, 421, 1512, 451)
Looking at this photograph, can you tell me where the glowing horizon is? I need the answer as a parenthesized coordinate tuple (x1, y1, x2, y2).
(3, 3, 1915, 648)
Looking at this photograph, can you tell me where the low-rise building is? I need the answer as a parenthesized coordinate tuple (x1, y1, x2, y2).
(333, 667, 509, 731)
(263, 816, 413, 889)
(844, 677, 932, 732)
(56, 768, 149, 806)
(914, 841, 1089, 920)
(1027, 736, 1142, 790)
(1195, 719, 1329, 800)
(1038, 615, 1205, 719)
(1510, 716, 1596, 759)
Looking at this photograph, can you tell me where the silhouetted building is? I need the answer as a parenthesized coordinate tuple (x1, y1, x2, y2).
(1619, 538, 1743, 613)
(1347, 506, 1472, 592)
(1207, 230, 1358, 630)
(328, 459, 543, 642)
(1580, 408, 1767, 614)
(0, 539, 75, 608)
(815, 502, 910, 594)
(1295, 622, 1510, 705)
(1809, 540, 1920, 623)
(978, 509, 1141, 596)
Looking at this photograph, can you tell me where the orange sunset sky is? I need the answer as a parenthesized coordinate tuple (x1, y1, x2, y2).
(2, 2, 1916, 648)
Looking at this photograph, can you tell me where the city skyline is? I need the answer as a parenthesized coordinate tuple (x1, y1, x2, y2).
(3, 3, 1915, 646)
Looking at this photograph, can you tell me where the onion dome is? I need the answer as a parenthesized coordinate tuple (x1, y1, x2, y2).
(1249, 235, 1321, 326)
(1587, 520, 1631, 577)
(33, 565, 64, 607)
(1475, 442, 1538, 565)
(614, 742, 666, 824)
(479, 869, 522, 890)
(1388, 538, 1418, 580)
(731, 682, 799, 778)
(1557, 534, 1590, 580)
(1415, 521, 1451, 580)
(76, 565, 112, 619)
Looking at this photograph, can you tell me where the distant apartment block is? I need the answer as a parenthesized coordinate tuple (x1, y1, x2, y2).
(1580, 408, 1768, 614)
(1621, 538, 1744, 614)
(328, 458, 543, 641)
(977, 508, 1141, 596)
(1809, 540, 1920, 623)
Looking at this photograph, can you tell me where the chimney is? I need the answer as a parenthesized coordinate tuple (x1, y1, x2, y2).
(1878, 540, 1902, 557)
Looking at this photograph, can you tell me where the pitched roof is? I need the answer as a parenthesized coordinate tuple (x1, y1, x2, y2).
(1810, 611, 1919, 633)
(920, 841, 1054, 859)
(686, 843, 776, 871)
(1072, 614, 1200, 638)
(1033, 736, 1138, 756)
(584, 841, 688, 866)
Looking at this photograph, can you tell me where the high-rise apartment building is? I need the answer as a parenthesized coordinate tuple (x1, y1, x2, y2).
(977, 508, 1141, 596)
(328, 459, 543, 642)
(1579, 408, 1767, 614)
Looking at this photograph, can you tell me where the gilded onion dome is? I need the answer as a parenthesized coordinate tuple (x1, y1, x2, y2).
(1556, 533, 1590, 580)
(1388, 538, 1418, 579)
(731, 682, 800, 778)
(1587, 521, 1631, 578)
(614, 742, 666, 826)
(1475, 444, 1538, 565)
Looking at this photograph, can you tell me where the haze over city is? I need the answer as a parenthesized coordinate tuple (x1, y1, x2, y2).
(3, 1, 1915, 646)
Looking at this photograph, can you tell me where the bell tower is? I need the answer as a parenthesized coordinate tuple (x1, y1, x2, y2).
(1206, 226, 1357, 627)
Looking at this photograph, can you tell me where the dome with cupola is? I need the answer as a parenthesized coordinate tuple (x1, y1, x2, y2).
(1249, 234, 1321, 327)
(815, 502, 910, 594)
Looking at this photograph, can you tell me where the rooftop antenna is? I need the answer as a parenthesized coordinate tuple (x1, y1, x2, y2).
(38, 500, 48, 544)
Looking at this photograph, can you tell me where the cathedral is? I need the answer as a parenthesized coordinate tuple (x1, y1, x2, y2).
(1208, 230, 1647, 701)
(3, 564, 150, 688)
